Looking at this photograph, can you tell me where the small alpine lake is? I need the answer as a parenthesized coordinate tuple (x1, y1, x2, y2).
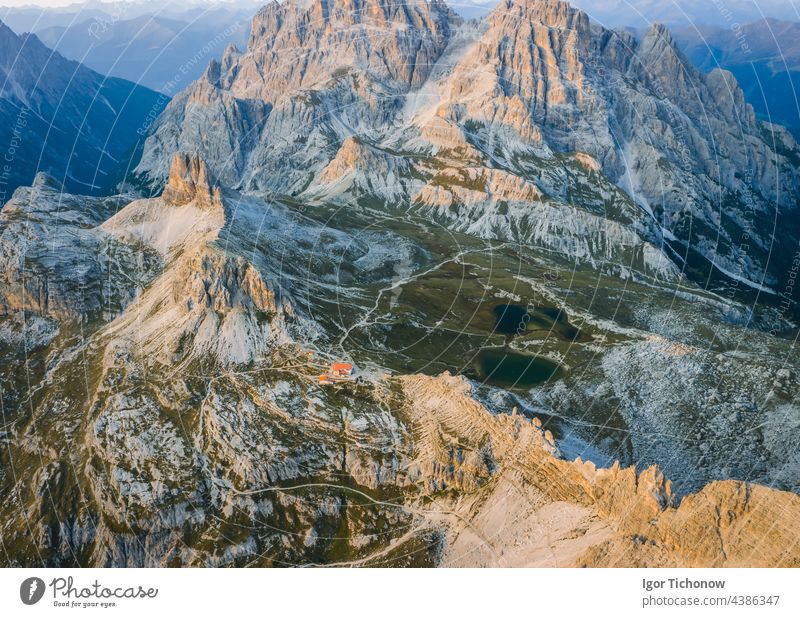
(493, 303, 585, 341)
(474, 347, 561, 389)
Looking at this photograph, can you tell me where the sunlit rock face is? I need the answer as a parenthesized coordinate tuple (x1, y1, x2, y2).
(162, 153, 223, 209)
(133, 0, 799, 296)
(242, 0, 457, 92)
(133, 0, 458, 194)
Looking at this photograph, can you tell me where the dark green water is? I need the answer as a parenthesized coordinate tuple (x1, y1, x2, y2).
(493, 304, 584, 341)
(475, 347, 561, 389)
(493, 304, 530, 335)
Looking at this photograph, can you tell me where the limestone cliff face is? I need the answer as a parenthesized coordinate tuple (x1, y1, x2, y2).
(132, 0, 800, 296)
(315, 135, 413, 198)
(242, 0, 456, 93)
(413, 166, 543, 207)
(447, 0, 593, 128)
(103, 153, 298, 365)
(579, 480, 800, 567)
(134, 0, 457, 193)
(432, 0, 799, 290)
(320, 137, 392, 182)
(0, 152, 297, 363)
(133, 74, 270, 189)
(0, 174, 159, 324)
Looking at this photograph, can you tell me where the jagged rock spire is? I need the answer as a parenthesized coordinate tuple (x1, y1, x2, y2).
(162, 153, 222, 208)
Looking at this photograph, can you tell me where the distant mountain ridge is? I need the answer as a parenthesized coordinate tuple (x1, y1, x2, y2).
(33, 10, 252, 93)
(0, 0, 263, 33)
(673, 18, 800, 138)
(0, 18, 167, 198)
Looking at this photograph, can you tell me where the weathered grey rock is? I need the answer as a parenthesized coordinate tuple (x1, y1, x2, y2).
(0, 174, 159, 325)
(133, 0, 800, 296)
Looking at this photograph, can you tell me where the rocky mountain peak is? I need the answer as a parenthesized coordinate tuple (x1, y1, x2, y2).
(634, 20, 701, 101)
(0, 18, 13, 40)
(247, 0, 452, 46)
(490, 0, 590, 33)
(203, 58, 222, 88)
(320, 136, 370, 177)
(220, 42, 240, 72)
(244, 0, 455, 88)
(452, 0, 592, 127)
(638, 20, 685, 66)
(642, 22, 676, 47)
(162, 153, 222, 208)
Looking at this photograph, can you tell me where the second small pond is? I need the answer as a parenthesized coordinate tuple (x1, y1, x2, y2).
(474, 347, 561, 389)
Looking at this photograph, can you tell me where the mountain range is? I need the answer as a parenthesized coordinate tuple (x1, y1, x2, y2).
(134, 0, 800, 301)
(26, 6, 254, 93)
(0, 0, 798, 567)
(451, 0, 800, 27)
(0, 19, 166, 198)
(0, 0, 263, 32)
(673, 17, 800, 138)
(11, 1, 800, 136)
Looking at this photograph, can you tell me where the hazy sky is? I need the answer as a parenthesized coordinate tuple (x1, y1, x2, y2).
(0, 0, 124, 6)
(1, 0, 66, 5)
(0, 0, 257, 7)
(1, 0, 798, 27)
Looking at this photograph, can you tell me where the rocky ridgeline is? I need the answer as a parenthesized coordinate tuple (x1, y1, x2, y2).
(243, 0, 457, 90)
(101, 153, 301, 365)
(0, 20, 165, 197)
(398, 373, 800, 567)
(133, 0, 800, 295)
(0, 174, 159, 326)
(0, 153, 297, 359)
(161, 154, 224, 209)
